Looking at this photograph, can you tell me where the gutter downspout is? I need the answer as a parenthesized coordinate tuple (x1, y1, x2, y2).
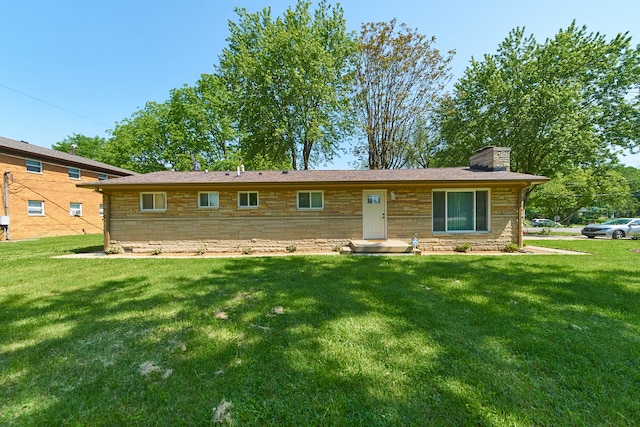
(102, 189, 111, 251)
(517, 182, 531, 248)
(3, 171, 10, 240)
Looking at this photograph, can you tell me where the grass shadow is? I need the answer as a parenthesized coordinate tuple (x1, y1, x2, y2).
(1, 240, 639, 425)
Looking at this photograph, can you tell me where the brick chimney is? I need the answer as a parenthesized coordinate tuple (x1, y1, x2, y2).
(470, 146, 511, 171)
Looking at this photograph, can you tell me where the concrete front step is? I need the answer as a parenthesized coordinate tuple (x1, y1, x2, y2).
(347, 239, 415, 254)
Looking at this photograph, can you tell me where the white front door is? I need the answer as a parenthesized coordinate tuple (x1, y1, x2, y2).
(363, 190, 386, 239)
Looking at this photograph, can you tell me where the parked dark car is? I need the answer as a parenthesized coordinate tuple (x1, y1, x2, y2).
(581, 218, 640, 239)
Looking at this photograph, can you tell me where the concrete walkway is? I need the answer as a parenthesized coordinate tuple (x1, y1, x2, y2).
(54, 244, 587, 259)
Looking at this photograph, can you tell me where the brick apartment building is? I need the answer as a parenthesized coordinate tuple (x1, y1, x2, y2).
(0, 136, 135, 240)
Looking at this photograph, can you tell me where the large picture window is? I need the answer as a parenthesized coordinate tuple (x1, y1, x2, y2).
(433, 190, 489, 232)
(297, 191, 323, 210)
(140, 192, 167, 212)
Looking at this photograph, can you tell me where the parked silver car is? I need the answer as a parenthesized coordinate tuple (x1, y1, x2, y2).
(531, 218, 559, 227)
(581, 218, 640, 239)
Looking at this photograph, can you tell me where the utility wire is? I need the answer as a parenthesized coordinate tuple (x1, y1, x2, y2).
(0, 82, 110, 127)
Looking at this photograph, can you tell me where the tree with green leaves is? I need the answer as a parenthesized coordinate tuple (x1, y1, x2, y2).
(527, 168, 636, 223)
(53, 134, 107, 161)
(217, 0, 357, 170)
(105, 101, 174, 173)
(104, 76, 238, 173)
(353, 19, 454, 169)
(402, 117, 442, 168)
(614, 165, 640, 216)
(435, 22, 640, 185)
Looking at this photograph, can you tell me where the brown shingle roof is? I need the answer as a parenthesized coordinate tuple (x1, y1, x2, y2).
(0, 136, 136, 176)
(78, 168, 548, 189)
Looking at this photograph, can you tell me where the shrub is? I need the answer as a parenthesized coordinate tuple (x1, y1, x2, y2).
(333, 244, 344, 252)
(286, 244, 297, 253)
(454, 243, 472, 253)
(104, 246, 122, 255)
(150, 247, 163, 256)
(195, 246, 208, 255)
(503, 243, 520, 253)
(242, 246, 253, 255)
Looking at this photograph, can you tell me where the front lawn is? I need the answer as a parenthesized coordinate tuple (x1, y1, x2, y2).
(1, 235, 639, 425)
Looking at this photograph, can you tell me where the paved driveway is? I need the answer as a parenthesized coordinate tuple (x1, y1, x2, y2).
(524, 227, 584, 240)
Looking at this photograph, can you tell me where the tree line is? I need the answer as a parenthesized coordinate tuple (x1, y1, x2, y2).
(54, 0, 640, 217)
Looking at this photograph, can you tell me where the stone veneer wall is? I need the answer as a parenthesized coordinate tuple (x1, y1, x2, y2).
(386, 186, 518, 252)
(107, 186, 520, 254)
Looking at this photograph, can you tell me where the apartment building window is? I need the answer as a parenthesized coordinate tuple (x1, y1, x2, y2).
(70, 203, 83, 217)
(28, 200, 44, 216)
(26, 159, 42, 173)
(68, 168, 81, 180)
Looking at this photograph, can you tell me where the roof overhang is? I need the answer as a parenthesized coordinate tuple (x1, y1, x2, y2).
(78, 176, 548, 193)
(0, 137, 136, 176)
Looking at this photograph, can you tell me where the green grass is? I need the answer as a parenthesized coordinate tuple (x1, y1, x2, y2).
(1, 235, 639, 426)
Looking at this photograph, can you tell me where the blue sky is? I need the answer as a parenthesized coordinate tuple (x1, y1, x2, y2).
(2, 0, 639, 168)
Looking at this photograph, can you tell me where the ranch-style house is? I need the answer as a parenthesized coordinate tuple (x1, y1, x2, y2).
(78, 146, 548, 254)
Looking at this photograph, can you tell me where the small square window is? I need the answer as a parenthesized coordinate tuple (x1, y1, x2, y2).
(68, 168, 81, 180)
(70, 203, 83, 217)
(297, 191, 323, 209)
(26, 159, 42, 173)
(140, 192, 167, 211)
(198, 192, 219, 208)
(28, 200, 44, 216)
(367, 195, 381, 204)
(98, 173, 108, 180)
(238, 191, 258, 208)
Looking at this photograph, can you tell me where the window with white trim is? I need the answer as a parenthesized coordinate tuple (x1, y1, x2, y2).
(68, 168, 81, 180)
(140, 192, 167, 211)
(297, 191, 323, 210)
(28, 200, 44, 216)
(238, 191, 258, 208)
(26, 159, 42, 173)
(70, 202, 83, 217)
(433, 189, 489, 232)
(98, 173, 108, 180)
(198, 192, 219, 208)
(99, 204, 104, 216)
